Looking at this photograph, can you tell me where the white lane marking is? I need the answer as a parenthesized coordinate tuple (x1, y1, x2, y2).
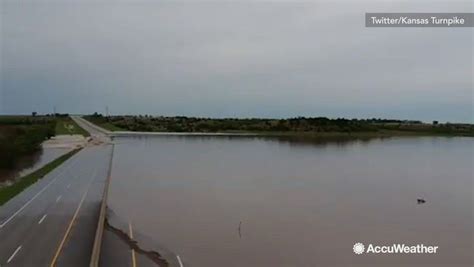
(177, 255, 184, 267)
(0, 159, 79, 228)
(66, 183, 71, 189)
(56, 195, 62, 203)
(50, 169, 98, 266)
(38, 214, 47, 224)
(7, 245, 22, 263)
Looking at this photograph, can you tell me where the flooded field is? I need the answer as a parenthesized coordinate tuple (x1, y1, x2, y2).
(107, 136, 473, 266)
(0, 147, 71, 185)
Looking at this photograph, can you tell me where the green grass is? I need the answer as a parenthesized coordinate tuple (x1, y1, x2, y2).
(55, 117, 90, 136)
(0, 122, 56, 168)
(0, 148, 81, 206)
(98, 122, 123, 131)
(82, 116, 124, 131)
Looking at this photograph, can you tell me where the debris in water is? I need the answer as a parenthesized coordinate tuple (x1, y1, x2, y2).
(417, 198, 426, 204)
(238, 221, 242, 238)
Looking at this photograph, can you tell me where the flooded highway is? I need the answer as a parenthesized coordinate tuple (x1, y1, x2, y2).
(107, 135, 473, 267)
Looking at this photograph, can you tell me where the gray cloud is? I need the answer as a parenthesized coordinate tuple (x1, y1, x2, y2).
(1, 0, 472, 122)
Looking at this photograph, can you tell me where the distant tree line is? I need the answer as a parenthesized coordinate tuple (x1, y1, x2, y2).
(84, 113, 473, 136)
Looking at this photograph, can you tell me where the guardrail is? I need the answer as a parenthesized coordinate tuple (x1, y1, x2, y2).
(89, 144, 115, 267)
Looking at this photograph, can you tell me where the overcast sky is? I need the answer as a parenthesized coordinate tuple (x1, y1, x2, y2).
(1, 0, 472, 122)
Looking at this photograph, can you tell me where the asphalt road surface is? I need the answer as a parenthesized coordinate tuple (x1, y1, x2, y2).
(72, 116, 169, 266)
(0, 144, 113, 266)
(71, 116, 111, 139)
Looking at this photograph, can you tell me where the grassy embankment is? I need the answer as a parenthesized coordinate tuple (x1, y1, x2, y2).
(55, 117, 90, 136)
(84, 114, 474, 137)
(0, 148, 81, 205)
(83, 115, 124, 131)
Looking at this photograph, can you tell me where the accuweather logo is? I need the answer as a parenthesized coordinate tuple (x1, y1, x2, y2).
(353, 242, 439, 255)
(353, 243, 365, 254)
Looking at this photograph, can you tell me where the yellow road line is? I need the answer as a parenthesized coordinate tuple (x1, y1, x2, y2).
(129, 222, 137, 267)
(50, 172, 96, 267)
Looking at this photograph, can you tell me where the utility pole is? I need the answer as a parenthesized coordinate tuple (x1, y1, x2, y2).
(106, 106, 109, 117)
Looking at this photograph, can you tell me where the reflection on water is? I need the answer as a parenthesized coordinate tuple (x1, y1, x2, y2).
(0, 147, 71, 185)
(108, 135, 473, 267)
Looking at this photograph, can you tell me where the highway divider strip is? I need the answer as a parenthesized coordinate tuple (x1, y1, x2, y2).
(89, 144, 115, 267)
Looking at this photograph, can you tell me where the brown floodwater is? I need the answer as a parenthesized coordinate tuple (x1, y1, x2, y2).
(0, 147, 72, 185)
(107, 135, 473, 267)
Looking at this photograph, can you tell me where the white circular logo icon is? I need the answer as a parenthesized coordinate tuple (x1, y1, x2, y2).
(353, 242, 365, 255)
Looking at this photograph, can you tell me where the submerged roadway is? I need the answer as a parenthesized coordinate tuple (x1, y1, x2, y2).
(0, 119, 113, 266)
